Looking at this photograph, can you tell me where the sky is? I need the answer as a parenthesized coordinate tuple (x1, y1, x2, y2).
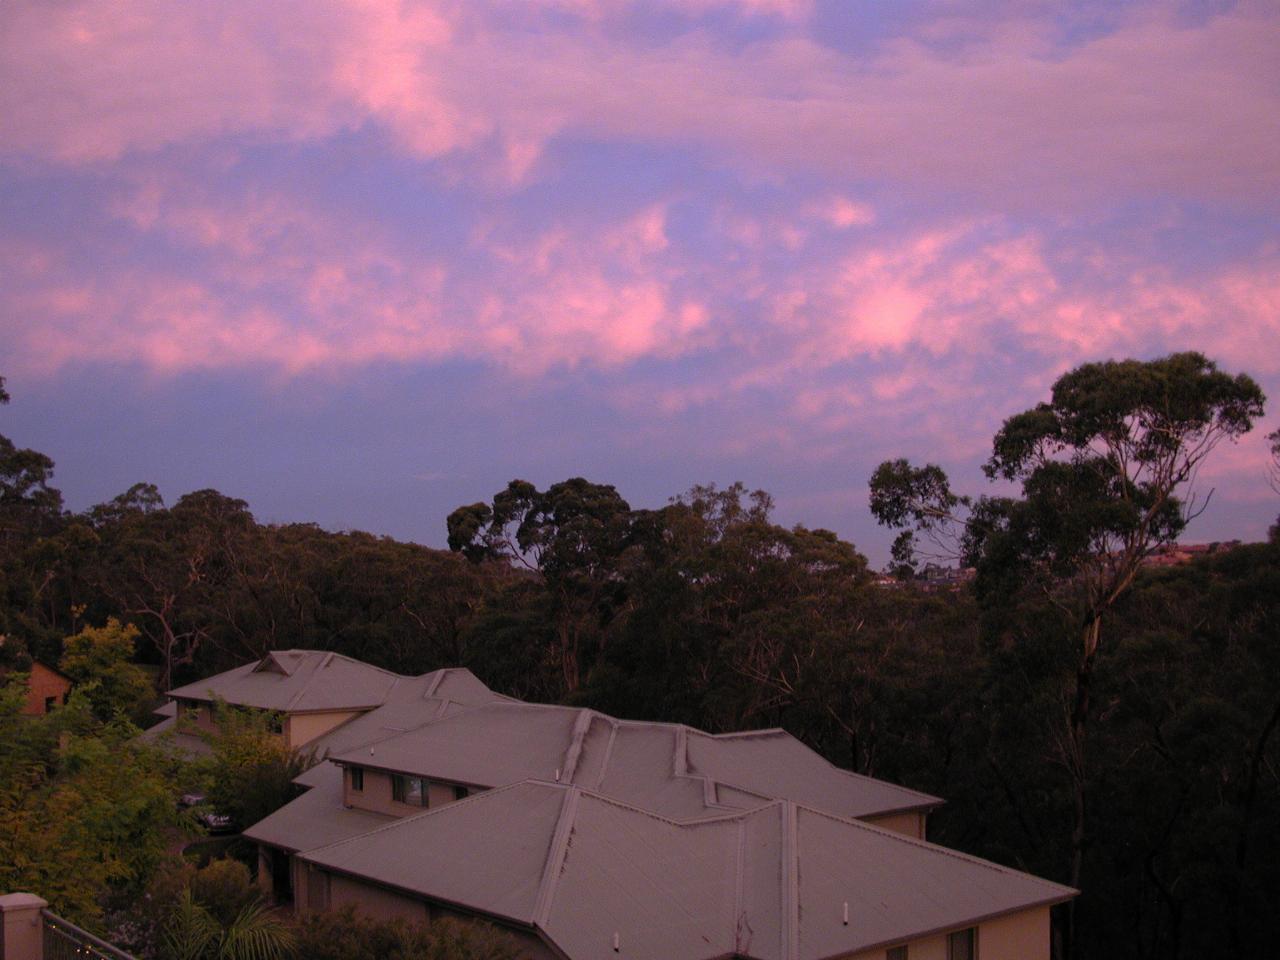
(2, 0, 1278, 567)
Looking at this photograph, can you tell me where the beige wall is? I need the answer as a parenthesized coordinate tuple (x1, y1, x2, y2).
(330, 874, 429, 925)
(286, 710, 360, 749)
(843, 906, 1051, 960)
(177, 701, 219, 733)
(862, 810, 926, 839)
(301, 868, 560, 960)
(977, 905, 1050, 959)
(342, 767, 470, 816)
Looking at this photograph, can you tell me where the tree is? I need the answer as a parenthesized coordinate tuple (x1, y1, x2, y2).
(196, 702, 310, 830)
(160, 889, 295, 960)
(0, 679, 183, 923)
(869, 352, 1266, 957)
(59, 617, 155, 723)
(448, 478, 636, 694)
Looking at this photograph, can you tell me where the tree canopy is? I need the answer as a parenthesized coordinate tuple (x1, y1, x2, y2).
(869, 351, 1266, 957)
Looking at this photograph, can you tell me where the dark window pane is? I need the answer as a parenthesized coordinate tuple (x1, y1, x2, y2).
(947, 928, 974, 960)
(406, 777, 425, 806)
(350, 767, 364, 792)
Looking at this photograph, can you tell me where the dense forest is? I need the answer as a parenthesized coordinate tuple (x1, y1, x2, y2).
(2, 362, 1278, 960)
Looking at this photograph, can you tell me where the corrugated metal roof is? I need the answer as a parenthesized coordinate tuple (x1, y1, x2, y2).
(166, 650, 404, 713)
(135, 715, 214, 758)
(301, 668, 502, 760)
(332, 701, 583, 787)
(301, 780, 568, 923)
(327, 702, 937, 822)
(793, 805, 1073, 958)
(685, 729, 941, 818)
(244, 762, 392, 852)
(295, 781, 1073, 960)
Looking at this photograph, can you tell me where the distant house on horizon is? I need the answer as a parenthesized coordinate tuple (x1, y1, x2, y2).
(148, 650, 1075, 960)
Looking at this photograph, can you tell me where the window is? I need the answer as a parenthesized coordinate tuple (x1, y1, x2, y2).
(887, 947, 908, 960)
(947, 928, 975, 960)
(392, 774, 428, 806)
(453, 784, 469, 801)
(44, 696, 56, 713)
(350, 767, 364, 792)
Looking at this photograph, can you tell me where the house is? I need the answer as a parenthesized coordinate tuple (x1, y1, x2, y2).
(153, 651, 1075, 960)
(143, 649, 448, 756)
(0, 660, 73, 716)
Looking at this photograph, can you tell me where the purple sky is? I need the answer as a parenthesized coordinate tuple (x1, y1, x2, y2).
(3, 0, 1278, 566)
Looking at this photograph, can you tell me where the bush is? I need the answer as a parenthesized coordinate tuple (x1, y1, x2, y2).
(295, 906, 524, 960)
(190, 858, 258, 928)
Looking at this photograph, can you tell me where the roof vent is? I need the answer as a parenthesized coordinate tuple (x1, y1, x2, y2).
(842, 901, 849, 926)
(612, 932, 620, 953)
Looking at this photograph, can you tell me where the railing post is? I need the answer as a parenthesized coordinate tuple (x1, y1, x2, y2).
(0, 893, 47, 960)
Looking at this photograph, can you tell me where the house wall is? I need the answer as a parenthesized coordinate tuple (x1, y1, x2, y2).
(342, 767, 471, 816)
(177, 701, 219, 733)
(329, 874, 428, 924)
(862, 810, 925, 839)
(20, 663, 71, 715)
(286, 710, 360, 749)
(843, 906, 1051, 960)
(976, 905, 1050, 958)
(302, 868, 560, 960)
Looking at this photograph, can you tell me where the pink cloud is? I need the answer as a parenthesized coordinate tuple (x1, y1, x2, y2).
(4, 2, 1278, 207)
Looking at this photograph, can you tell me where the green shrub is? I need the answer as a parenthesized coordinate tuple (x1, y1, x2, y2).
(190, 858, 258, 928)
(295, 906, 523, 960)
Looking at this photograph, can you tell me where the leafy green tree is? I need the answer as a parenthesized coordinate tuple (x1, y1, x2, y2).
(0, 676, 182, 923)
(197, 702, 309, 830)
(59, 617, 155, 723)
(869, 352, 1266, 956)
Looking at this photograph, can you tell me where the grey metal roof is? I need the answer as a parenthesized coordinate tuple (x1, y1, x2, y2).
(166, 650, 405, 713)
(685, 728, 941, 817)
(331, 701, 583, 788)
(298, 781, 1074, 960)
(328, 702, 938, 821)
(135, 714, 214, 758)
(301, 668, 504, 761)
(301, 780, 568, 923)
(243, 762, 392, 852)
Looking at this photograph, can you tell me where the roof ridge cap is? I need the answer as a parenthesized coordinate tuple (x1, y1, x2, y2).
(697, 727, 787, 740)
(559, 710, 594, 784)
(733, 819, 748, 956)
(533, 785, 581, 927)
(674, 725, 689, 776)
(421, 670, 445, 699)
(782, 801, 799, 960)
(593, 719, 618, 790)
